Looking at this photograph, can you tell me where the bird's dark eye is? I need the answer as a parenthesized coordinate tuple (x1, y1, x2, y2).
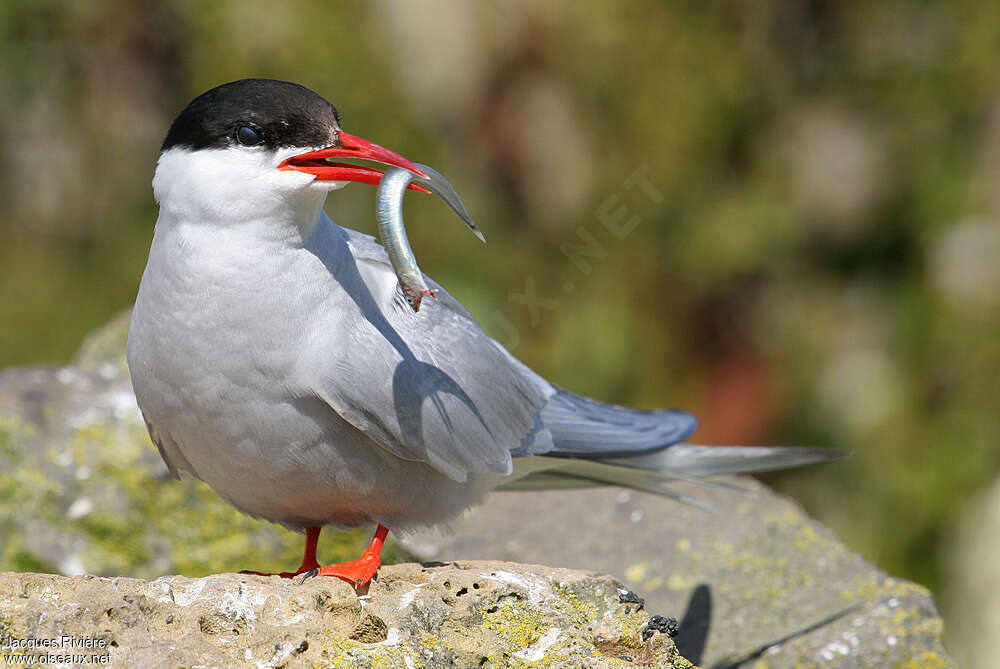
(236, 125, 263, 146)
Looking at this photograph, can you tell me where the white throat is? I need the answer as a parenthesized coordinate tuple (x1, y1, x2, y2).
(152, 146, 344, 243)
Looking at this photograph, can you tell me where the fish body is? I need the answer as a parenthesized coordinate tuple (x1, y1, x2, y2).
(375, 163, 484, 311)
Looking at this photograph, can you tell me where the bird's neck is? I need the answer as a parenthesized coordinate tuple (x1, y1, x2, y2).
(153, 148, 327, 246)
(157, 192, 326, 248)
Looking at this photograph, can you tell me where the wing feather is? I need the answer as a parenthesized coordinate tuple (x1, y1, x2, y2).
(300, 219, 549, 482)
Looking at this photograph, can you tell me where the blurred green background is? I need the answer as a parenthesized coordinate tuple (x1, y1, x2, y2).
(2, 0, 998, 660)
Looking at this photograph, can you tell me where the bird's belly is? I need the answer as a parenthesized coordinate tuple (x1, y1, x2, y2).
(130, 315, 491, 530)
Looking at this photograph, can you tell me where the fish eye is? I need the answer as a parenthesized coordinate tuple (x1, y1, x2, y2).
(236, 125, 263, 146)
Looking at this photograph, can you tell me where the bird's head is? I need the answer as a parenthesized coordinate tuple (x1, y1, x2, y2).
(153, 79, 427, 234)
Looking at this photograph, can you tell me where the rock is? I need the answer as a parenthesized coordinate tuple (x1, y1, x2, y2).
(0, 562, 696, 668)
(402, 485, 956, 668)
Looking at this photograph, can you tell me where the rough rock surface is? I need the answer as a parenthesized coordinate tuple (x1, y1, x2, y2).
(402, 485, 955, 668)
(0, 313, 956, 667)
(0, 562, 694, 668)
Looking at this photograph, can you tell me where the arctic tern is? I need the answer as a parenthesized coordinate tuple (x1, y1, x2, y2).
(127, 79, 843, 588)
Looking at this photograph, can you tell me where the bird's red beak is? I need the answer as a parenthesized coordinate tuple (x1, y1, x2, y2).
(279, 132, 430, 193)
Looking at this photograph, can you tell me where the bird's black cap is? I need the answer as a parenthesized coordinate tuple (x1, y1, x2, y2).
(161, 79, 341, 152)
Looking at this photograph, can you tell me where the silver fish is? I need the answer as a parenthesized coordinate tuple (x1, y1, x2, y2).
(375, 163, 485, 312)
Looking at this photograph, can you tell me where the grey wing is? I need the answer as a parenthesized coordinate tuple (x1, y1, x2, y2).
(302, 222, 552, 482)
(313, 226, 845, 501)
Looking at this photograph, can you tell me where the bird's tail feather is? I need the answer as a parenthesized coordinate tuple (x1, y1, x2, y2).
(507, 385, 845, 508)
(501, 445, 846, 511)
(501, 455, 724, 511)
(606, 444, 847, 477)
(515, 387, 699, 458)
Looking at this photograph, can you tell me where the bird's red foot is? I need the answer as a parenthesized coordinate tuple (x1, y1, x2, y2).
(302, 551, 382, 589)
(301, 524, 388, 590)
(242, 524, 390, 592)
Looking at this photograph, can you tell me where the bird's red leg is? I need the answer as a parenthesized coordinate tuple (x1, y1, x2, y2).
(303, 524, 389, 589)
(240, 526, 322, 578)
(294, 526, 323, 574)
